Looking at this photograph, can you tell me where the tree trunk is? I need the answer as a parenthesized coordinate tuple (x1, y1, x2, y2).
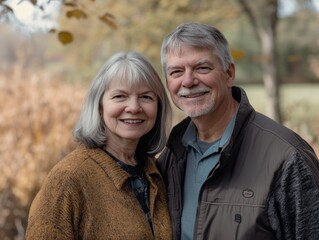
(237, 0, 282, 123)
(259, 27, 282, 122)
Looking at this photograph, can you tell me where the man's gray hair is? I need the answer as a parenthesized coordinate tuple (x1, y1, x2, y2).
(161, 22, 234, 78)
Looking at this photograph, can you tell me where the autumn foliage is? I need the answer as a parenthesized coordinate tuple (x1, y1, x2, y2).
(0, 67, 86, 239)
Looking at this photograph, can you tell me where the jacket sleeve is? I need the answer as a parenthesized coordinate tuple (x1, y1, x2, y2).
(267, 149, 319, 240)
(156, 147, 170, 186)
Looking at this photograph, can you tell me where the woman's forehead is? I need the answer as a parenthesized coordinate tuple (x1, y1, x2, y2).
(107, 79, 153, 92)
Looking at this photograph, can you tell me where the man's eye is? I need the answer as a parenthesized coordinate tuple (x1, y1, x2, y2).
(196, 67, 211, 73)
(169, 70, 183, 78)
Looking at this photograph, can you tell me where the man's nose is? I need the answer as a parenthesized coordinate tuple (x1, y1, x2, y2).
(182, 70, 198, 88)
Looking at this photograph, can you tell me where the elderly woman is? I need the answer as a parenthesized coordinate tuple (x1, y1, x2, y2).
(26, 52, 173, 239)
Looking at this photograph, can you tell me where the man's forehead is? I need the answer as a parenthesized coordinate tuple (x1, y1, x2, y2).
(166, 45, 214, 57)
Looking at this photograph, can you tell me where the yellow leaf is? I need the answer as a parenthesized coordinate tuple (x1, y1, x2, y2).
(64, 2, 78, 7)
(66, 9, 87, 19)
(99, 14, 117, 30)
(231, 49, 246, 60)
(287, 55, 301, 62)
(58, 31, 73, 45)
(100, 12, 115, 19)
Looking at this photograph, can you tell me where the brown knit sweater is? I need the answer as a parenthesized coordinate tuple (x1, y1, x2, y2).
(26, 145, 172, 239)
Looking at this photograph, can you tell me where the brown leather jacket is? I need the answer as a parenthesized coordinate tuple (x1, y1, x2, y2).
(157, 87, 319, 240)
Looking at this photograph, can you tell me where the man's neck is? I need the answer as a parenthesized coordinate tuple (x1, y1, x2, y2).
(193, 98, 239, 142)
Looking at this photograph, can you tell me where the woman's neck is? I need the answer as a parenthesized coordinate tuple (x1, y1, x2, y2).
(105, 143, 138, 166)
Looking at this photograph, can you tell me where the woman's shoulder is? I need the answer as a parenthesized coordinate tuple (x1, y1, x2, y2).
(47, 145, 101, 180)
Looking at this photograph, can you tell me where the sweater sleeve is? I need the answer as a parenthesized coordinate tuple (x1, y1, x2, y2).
(267, 150, 319, 240)
(26, 167, 83, 240)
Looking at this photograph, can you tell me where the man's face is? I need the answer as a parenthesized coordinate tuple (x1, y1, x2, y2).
(165, 45, 234, 118)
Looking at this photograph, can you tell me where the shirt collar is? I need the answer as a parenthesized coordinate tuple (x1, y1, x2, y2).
(182, 112, 237, 153)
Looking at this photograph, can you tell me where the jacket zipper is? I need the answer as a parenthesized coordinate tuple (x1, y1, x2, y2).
(234, 213, 241, 240)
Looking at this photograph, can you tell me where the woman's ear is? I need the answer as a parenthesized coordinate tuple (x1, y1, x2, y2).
(99, 105, 103, 118)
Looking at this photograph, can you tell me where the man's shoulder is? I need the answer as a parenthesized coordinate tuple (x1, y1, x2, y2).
(171, 117, 191, 135)
(166, 117, 190, 145)
(252, 112, 300, 142)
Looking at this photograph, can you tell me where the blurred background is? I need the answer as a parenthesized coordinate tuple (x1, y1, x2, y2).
(1, 0, 319, 239)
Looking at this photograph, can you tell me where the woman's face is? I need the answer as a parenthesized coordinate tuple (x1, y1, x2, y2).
(101, 80, 158, 145)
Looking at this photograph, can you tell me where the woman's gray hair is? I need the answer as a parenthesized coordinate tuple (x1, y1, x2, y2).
(73, 51, 172, 155)
(161, 22, 234, 78)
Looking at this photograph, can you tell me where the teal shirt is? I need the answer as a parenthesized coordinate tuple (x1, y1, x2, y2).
(181, 114, 237, 240)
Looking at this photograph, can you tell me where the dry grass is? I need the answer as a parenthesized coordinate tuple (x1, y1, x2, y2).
(0, 67, 86, 239)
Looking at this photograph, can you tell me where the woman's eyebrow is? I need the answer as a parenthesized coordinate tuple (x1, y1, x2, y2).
(139, 90, 156, 95)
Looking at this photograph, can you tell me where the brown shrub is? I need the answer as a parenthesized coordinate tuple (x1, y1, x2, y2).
(0, 67, 86, 239)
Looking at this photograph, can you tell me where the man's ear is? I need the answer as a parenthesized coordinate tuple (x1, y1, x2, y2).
(226, 63, 235, 85)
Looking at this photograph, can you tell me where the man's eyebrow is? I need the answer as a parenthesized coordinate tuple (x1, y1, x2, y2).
(167, 60, 213, 70)
(167, 66, 181, 71)
(196, 59, 213, 65)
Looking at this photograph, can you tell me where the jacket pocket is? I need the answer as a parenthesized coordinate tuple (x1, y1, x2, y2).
(196, 200, 268, 240)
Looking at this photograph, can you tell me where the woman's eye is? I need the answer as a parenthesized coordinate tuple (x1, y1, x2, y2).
(112, 95, 126, 99)
(141, 95, 154, 101)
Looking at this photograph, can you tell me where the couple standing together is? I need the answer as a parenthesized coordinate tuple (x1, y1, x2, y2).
(26, 23, 319, 240)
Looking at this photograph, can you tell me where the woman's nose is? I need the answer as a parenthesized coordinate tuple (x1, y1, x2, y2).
(126, 98, 142, 113)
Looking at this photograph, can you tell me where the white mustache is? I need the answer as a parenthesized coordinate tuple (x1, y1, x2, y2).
(177, 86, 210, 97)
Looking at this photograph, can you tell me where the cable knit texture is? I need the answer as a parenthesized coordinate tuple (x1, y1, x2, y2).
(268, 150, 319, 240)
(26, 144, 172, 240)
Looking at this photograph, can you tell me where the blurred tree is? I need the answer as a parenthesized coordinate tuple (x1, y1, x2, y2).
(0, 0, 116, 44)
(104, 0, 242, 71)
(236, 0, 281, 122)
(1, 0, 318, 111)
(235, 0, 317, 122)
(277, 2, 319, 83)
(40, 0, 243, 83)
